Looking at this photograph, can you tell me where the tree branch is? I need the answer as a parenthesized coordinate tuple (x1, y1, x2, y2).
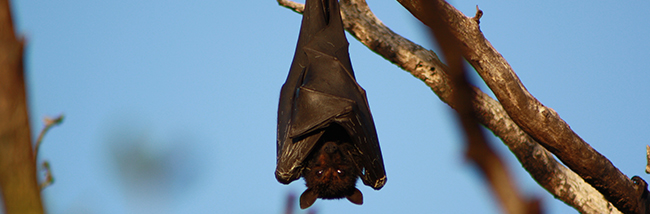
(398, 0, 647, 213)
(278, 0, 622, 213)
(0, 0, 45, 213)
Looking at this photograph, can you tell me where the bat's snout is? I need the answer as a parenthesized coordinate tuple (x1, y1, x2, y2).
(323, 141, 338, 154)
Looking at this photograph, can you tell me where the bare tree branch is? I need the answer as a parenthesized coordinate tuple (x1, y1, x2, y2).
(278, 0, 304, 13)
(397, 0, 648, 213)
(0, 0, 45, 213)
(278, 0, 622, 213)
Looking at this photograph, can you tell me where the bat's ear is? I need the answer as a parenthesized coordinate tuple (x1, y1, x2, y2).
(346, 188, 363, 205)
(300, 188, 318, 209)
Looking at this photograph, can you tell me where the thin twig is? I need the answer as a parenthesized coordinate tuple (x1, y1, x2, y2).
(34, 114, 64, 161)
(34, 114, 63, 191)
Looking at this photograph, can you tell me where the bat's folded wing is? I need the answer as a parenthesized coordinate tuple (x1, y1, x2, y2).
(288, 88, 355, 139)
(276, 46, 386, 189)
(275, 50, 359, 184)
(275, 86, 355, 184)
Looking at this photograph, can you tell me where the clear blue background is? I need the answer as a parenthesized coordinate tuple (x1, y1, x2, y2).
(10, 0, 650, 213)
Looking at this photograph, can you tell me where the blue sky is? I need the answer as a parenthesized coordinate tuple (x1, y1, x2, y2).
(11, 0, 650, 213)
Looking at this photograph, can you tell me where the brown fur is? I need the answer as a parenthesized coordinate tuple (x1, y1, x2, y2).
(300, 125, 363, 209)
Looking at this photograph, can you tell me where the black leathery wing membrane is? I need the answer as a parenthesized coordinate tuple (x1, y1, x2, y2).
(276, 0, 386, 190)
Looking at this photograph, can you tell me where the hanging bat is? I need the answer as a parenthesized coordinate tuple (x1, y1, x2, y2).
(275, 0, 386, 209)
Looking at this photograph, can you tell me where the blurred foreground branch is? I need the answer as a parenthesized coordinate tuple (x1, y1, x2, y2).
(0, 0, 45, 213)
(408, 0, 535, 213)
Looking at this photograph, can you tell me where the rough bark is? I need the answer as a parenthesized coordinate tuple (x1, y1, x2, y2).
(398, 0, 648, 213)
(278, 0, 622, 213)
(0, 0, 45, 213)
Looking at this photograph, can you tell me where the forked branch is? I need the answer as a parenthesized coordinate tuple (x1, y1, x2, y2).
(398, 0, 648, 213)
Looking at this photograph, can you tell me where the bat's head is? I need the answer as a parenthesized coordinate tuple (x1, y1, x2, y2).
(300, 132, 363, 209)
